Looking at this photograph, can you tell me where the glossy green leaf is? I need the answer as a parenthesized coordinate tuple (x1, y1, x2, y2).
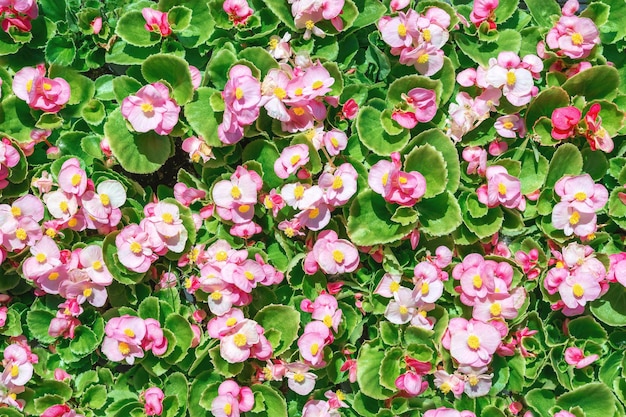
(45, 37, 76, 66)
(116, 10, 161, 47)
(379, 347, 403, 390)
(545, 143, 583, 187)
(416, 191, 463, 237)
(142, 54, 194, 105)
(409, 128, 461, 194)
(591, 284, 626, 326)
(556, 383, 616, 417)
(525, 87, 570, 130)
(254, 305, 300, 355)
(356, 106, 411, 155)
(251, 384, 288, 417)
(357, 342, 394, 400)
(562, 66, 620, 101)
(81, 99, 106, 125)
(404, 143, 448, 198)
(168, 5, 192, 32)
(455, 29, 521, 67)
(524, 0, 561, 26)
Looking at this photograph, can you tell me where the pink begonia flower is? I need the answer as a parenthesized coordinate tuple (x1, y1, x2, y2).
(584, 103, 614, 153)
(558, 270, 602, 314)
(101, 315, 147, 364)
(434, 370, 465, 398)
(485, 54, 535, 106)
(142, 387, 164, 416)
(564, 347, 599, 368)
(219, 65, 261, 144)
(144, 201, 188, 253)
(304, 230, 359, 275)
(57, 157, 87, 196)
(81, 180, 126, 226)
(142, 8, 171, 36)
(41, 405, 85, 417)
(462, 146, 487, 176)
(368, 152, 426, 206)
(423, 408, 476, 417)
(400, 44, 445, 76)
(551, 106, 581, 140)
(392, 88, 437, 129)
(260, 68, 290, 122)
(301, 400, 337, 417)
(21, 235, 61, 281)
(546, 16, 599, 59)
(286, 362, 317, 395)
(274, 144, 310, 179)
(298, 321, 330, 367)
(78, 245, 112, 286)
(1, 344, 33, 387)
(224, 0, 253, 25)
(121, 82, 180, 135)
(460, 365, 493, 398)
(413, 262, 444, 303)
(554, 412, 576, 417)
(476, 165, 523, 209)
(562, 0, 579, 15)
(174, 182, 206, 206)
(488, 138, 508, 156)
(219, 319, 260, 363)
(43, 190, 79, 221)
(182, 136, 214, 163)
(449, 318, 501, 367)
(322, 129, 347, 156)
(395, 370, 428, 396)
(90, 16, 102, 34)
(268, 33, 292, 62)
(341, 98, 359, 120)
(494, 114, 526, 138)
(554, 174, 608, 212)
(318, 163, 358, 207)
(53, 368, 71, 381)
(116, 224, 157, 273)
(384, 287, 419, 324)
(12, 64, 70, 113)
(470, 0, 498, 29)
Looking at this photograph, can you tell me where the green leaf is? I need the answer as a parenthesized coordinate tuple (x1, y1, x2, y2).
(556, 383, 616, 417)
(69, 326, 100, 356)
(82, 384, 107, 409)
(81, 99, 106, 125)
(387, 75, 442, 106)
(185, 87, 222, 147)
(545, 143, 583, 187)
(357, 342, 394, 400)
(241, 139, 282, 189)
(524, 0, 561, 26)
(206, 45, 238, 90)
(0, 96, 36, 143)
(254, 305, 300, 356)
(356, 106, 411, 155)
(259, 0, 296, 31)
(347, 190, 416, 246)
(408, 128, 461, 194)
(45, 37, 76, 66)
(519, 150, 549, 194)
(142, 54, 194, 105)
(160, 0, 214, 48)
(208, 346, 244, 377)
(239, 47, 279, 78)
(526, 389, 556, 417)
(164, 313, 194, 363)
(36, 113, 63, 130)
(591, 284, 626, 326)
(582, 148, 609, 181)
(168, 5, 192, 32)
(105, 109, 172, 174)
(351, 0, 386, 29)
(464, 206, 504, 239)
(581, 2, 610, 27)
(379, 347, 403, 390)
(416, 191, 463, 237)
(251, 384, 288, 417)
(567, 316, 608, 343)
(608, 186, 626, 218)
(525, 87, 570, 130)
(391, 206, 419, 226)
(404, 143, 448, 198)
(112, 76, 143, 103)
(116, 10, 161, 47)
(26, 310, 56, 344)
(455, 29, 521, 67)
(562, 66, 620, 101)
(494, 0, 519, 23)
(599, 0, 626, 43)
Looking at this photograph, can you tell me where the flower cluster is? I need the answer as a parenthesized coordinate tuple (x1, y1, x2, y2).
(290, 0, 344, 39)
(551, 174, 608, 237)
(0, 0, 38, 32)
(13, 64, 70, 113)
(101, 315, 167, 364)
(545, 0, 599, 59)
(368, 151, 426, 206)
(121, 82, 181, 135)
(207, 308, 272, 363)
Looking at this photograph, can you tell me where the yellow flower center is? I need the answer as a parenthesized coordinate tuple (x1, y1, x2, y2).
(467, 335, 480, 349)
(332, 176, 343, 189)
(43, 82, 52, 91)
(423, 28, 431, 42)
(498, 182, 507, 195)
(421, 282, 430, 295)
(473, 274, 483, 289)
(211, 291, 222, 300)
(469, 375, 479, 386)
(245, 271, 255, 281)
(274, 87, 286, 99)
(503, 121, 514, 129)
(399, 305, 409, 315)
(68, 218, 78, 227)
(100, 193, 110, 206)
(36, 253, 47, 263)
(573, 283, 585, 298)
(16, 228, 27, 241)
(569, 210, 580, 225)
(440, 382, 451, 393)
(382, 173, 389, 186)
(290, 154, 301, 165)
(46, 228, 57, 238)
(10, 206, 21, 217)
(238, 204, 250, 213)
(490, 302, 502, 316)
(26, 79, 33, 93)
(49, 272, 59, 281)
(59, 201, 69, 213)
(226, 318, 237, 326)
(71, 174, 82, 186)
(235, 87, 244, 100)
(305, 20, 315, 30)
(310, 343, 319, 355)
(294, 87, 303, 96)
(92, 260, 103, 270)
(417, 54, 429, 64)
(587, 232, 596, 240)
(294, 185, 305, 199)
(118, 342, 130, 355)
(389, 281, 400, 292)
(574, 192, 587, 201)
(161, 213, 173, 224)
(293, 107, 305, 116)
(11, 365, 19, 377)
(330, 136, 339, 147)
(399, 176, 408, 184)
(336, 390, 346, 401)
(312, 80, 324, 90)
(234, 333, 247, 347)
(285, 227, 295, 238)
(294, 373, 305, 383)
(506, 71, 516, 86)
(397, 23, 407, 37)
(224, 403, 232, 416)
(83, 288, 93, 297)
(124, 328, 135, 337)
(308, 207, 320, 219)
(269, 38, 278, 49)
(141, 103, 154, 113)
(230, 186, 242, 200)
(216, 250, 228, 261)
(571, 32, 583, 45)
(323, 314, 333, 327)
(130, 241, 142, 254)
(332, 249, 344, 263)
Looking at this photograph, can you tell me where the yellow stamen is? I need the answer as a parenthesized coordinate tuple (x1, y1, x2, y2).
(440, 382, 451, 393)
(574, 192, 587, 201)
(83, 288, 93, 298)
(305, 20, 315, 30)
(26, 79, 33, 93)
(308, 207, 320, 219)
(336, 390, 346, 401)
(293, 107, 305, 116)
(92, 260, 103, 270)
(141, 103, 154, 113)
(226, 318, 237, 326)
(330, 136, 339, 148)
(421, 282, 430, 295)
(294, 87, 303, 96)
(118, 342, 130, 355)
(68, 218, 78, 227)
(498, 183, 507, 195)
(556, 261, 564, 268)
(15, 228, 27, 241)
(422, 28, 431, 42)
(274, 87, 286, 99)
(312, 80, 324, 90)
(323, 314, 333, 327)
(235, 87, 244, 100)
(293, 373, 305, 383)
(571, 32, 583, 45)
(211, 291, 222, 300)
(238, 204, 250, 213)
(332, 249, 344, 263)
(305, 129, 316, 141)
(285, 227, 295, 238)
(71, 174, 82, 186)
(397, 23, 407, 37)
(124, 328, 135, 337)
(506, 71, 516, 86)
(59, 201, 69, 213)
(234, 333, 247, 347)
(269, 38, 278, 50)
(11, 365, 19, 377)
(573, 283, 584, 298)
(332, 176, 343, 189)
(294, 185, 305, 199)
(382, 173, 389, 186)
(473, 274, 483, 289)
(389, 281, 400, 292)
(469, 375, 479, 386)
(310, 343, 319, 355)
(399, 306, 408, 315)
(417, 54, 429, 64)
(290, 154, 301, 165)
(130, 241, 142, 254)
(224, 403, 232, 416)
(49, 272, 59, 281)
(100, 194, 110, 206)
(569, 211, 580, 225)
(490, 302, 502, 317)
(36, 253, 47, 263)
(503, 121, 514, 129)
(161, 213, 173, 224)
(46, 228, 57, 238)
(245, 271, 254, 281)
(216, 251, 228, 261)
(10, 206, 21, 217)
(467, 335, 480, 349)
(43, 83, 52, 91)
